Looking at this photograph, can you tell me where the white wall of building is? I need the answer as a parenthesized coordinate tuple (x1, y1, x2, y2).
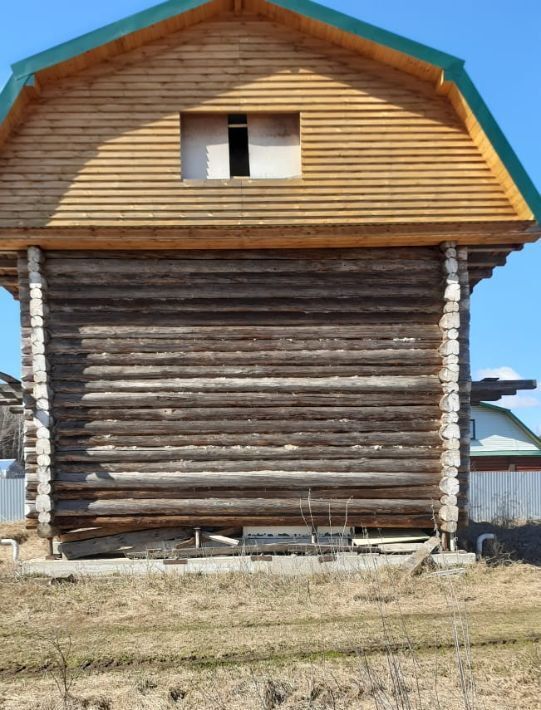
(471, 405, 541, 453)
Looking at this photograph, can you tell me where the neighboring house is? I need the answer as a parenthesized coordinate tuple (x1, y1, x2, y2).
(469, 404, 541, 523)
(0, 458, 25, 522)
(0, 0, 539, 556)
(471, 403, 541, 471)
(0, 459, 24, 479)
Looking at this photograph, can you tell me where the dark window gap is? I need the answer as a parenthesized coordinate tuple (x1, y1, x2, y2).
(228, 114, 250, 177)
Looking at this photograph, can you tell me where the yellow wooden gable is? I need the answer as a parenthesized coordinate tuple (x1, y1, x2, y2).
(0, 0, 538, 249)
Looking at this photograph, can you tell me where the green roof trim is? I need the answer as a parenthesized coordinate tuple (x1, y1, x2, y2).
(471, 450, 541, 457)
(10, 0, 210, 78)
(0, 73, 33, 126)
(475, 402, 541, 450)
(270, 0, 465, 70)
(0, 0, 539, 219)
(446, 66, 541, 221)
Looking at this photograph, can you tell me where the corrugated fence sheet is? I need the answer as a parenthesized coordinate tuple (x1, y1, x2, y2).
(0, 478, 25, 522)
(470, 471, 541, 523)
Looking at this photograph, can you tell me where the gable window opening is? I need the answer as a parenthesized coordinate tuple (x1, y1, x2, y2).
(181, 112, 301, 181)
(228, 114, 250, 177)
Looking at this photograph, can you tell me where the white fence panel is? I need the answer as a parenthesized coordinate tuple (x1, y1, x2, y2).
(0, 478, 25, 522)
(469, 471, 541, 523)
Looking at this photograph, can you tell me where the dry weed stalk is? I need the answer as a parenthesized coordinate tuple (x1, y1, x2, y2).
(42, 633, 78, 709)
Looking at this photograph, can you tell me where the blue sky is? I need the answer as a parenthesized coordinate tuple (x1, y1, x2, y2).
(0, 0, 540, 432)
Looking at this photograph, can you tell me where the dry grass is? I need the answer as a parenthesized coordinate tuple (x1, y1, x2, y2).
(0, 642, 539, 709)
(0, 523, 539, 708)
(0, 520, 47, 562)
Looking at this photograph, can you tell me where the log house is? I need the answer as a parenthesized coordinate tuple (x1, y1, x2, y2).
(0, 0, 539, 554)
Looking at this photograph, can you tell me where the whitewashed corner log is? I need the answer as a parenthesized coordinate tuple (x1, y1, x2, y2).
(27, 246, 56, 536)
(438, 243, 461, 536)
(457, 247, 471, 527)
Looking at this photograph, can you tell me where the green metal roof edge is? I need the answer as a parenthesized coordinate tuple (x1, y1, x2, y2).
(10, 0, 210, 77)
(269, 0, 464, 70)
(0, 73, 34, 125)
(446, 66, 541, 221)
(475, 402, 541, 449)
(471, 450, 541, 457)
(0, 0, 539, 220)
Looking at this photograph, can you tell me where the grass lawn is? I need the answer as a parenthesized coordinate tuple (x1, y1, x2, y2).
(0, 522, 539, 709)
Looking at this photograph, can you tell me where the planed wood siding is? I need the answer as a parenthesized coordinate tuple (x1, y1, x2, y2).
(0, 12, 517, 229)
(22, 248, 446, 532)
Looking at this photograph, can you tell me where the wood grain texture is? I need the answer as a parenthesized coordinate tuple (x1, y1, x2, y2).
(0, 12, 518, 230)
(21, 247, 445, 534)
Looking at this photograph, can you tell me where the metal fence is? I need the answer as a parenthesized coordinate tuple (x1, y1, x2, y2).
(0, 478, 25, 522)
(469, 471, 541, 523)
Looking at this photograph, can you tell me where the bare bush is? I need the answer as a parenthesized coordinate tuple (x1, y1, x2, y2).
(0, 405, 23, 462)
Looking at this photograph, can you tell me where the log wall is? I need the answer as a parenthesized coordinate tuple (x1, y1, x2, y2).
(22, 247, 448, 534)
(0, 12, 517, 229)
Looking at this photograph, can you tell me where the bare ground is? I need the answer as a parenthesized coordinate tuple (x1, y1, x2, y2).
(0, 522, 539, 709)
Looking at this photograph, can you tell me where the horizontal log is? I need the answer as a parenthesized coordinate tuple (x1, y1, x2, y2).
(34, 324, 443, 340)
(53, 392, 440, 408)
(45, 256, 440, 275)
(53, 471, 439, 490)
(53, 514, 437, 530)
(50, 375, 440, 394)
(56, 486, 441, 501)
(51, 445, 440, 464)
(46, 338, 440, 355)
(46, 297, 441, 314)
(47, 283, 441, 300)
(50, 405, 441, 423)
(55, 431, 440, 448)
(48, 348, 440, 366)
(44, 249, 441, 260)
(47, 312, 439, 327)
(46, 344, 441, 365)
(49, 364, 435, 379)
(38, 457, 442, 476)
(55, 498, 438, 516)
(55, 418, 439, 437)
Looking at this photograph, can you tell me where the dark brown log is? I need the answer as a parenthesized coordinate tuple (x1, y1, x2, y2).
(55, 431, 440, 448)
(57, 486, 441, 501)
(36, 324, 442, 340)
(46, 338, 440, 355)
(49, 364, 436, 379)
(48, 349, 439, 365)
(53, 445, 440, 463)
(55, 418, 439, 437)
(47, 457, 442, 475)
(54, 514, 436, 530)
(48, 283, 441, 300)
(51, 375, 440, 394)
(51, 405, 441, 423)
(56, 497, 438, 517)
(52, 470, 439, 490)
(53, 392, 441, 408)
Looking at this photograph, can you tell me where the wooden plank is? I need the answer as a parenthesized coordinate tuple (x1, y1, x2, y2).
(401, 536, 440, 576)
(58, 526, 191, 559)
